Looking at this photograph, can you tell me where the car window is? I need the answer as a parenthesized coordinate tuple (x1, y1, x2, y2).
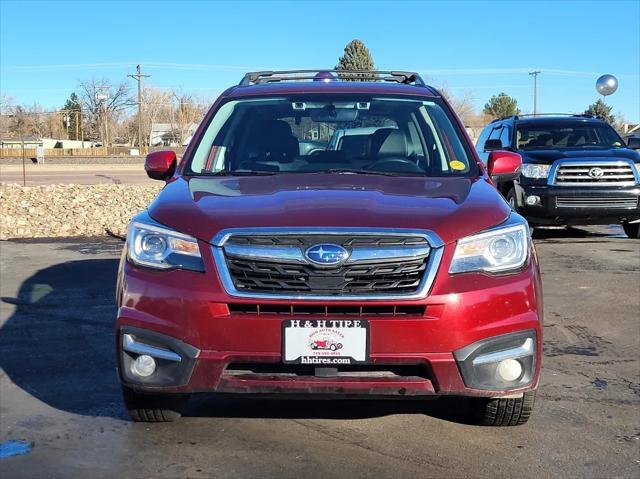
(500, 126, 511, 148)
(489, 126, 502, 141)
(475, 125, 491, 150)
(188, 95, 478, 177)
(516, 121, 625, 149)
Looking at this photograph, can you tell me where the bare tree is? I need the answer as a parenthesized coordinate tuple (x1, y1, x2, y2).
(142, 87, 173, 146)
(0, 94, 16, 136)
(439, 87, 477, 125)
(78, 78, 133, 145)
(170, 90, 206, 145)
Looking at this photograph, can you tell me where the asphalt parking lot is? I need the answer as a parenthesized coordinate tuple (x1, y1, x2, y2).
(0, 227, 638, 478)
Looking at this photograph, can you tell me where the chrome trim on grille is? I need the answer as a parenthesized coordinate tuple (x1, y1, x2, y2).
(211, 227, 444, 301)
(556, 196, 639, 209)
(225, 244, 307, 264)
(224, 243, 432, 265)
(212, 227, 444, 248)
(548, 159, 639, 186)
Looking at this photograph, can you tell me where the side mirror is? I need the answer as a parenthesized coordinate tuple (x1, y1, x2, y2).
(627, 137, 640, 150)
(487, 150, 522, 182)
(145, 150, 177, 181)
(484, 139, 503, 151)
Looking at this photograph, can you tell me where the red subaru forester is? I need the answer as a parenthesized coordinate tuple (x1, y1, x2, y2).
(116, 70, 542, 426)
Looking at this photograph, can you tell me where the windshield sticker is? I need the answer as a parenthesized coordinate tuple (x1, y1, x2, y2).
(450, 160, 466, 171)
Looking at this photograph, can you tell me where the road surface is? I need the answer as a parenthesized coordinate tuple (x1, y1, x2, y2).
(0, 164, 150, 185)
(0, 227, 638, 478)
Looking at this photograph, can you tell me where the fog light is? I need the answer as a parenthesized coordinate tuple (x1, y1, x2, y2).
(496, 358, 523, 382)
(131, 354, 156, 377)
(525, 195, 541, 206)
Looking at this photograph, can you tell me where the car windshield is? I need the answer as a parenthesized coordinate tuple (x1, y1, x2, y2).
(516, 121, 625, 150)
(187, 95, 478, 177)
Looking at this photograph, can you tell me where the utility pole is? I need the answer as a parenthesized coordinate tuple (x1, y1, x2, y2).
(529, 71, 541, 116)
(128, 64, 151, 152)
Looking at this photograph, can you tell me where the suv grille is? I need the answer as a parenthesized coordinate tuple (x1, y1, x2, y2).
(553, 162, 637, 186)
(226, 256, 426, 295)
(556, 196, 639, 209)
(213, 231, 441, 299)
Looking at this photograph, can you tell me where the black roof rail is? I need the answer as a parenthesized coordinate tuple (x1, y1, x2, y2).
(515, 113, 598, 119)
(239, 69, 426, 87)
(490, 115, 518, 123)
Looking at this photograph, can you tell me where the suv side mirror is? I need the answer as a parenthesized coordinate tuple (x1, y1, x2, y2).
(484, 139, 503, 151)
(627, 137, 640, 150)
(145, 150, 177, 181)
(488, 150, 522, 182)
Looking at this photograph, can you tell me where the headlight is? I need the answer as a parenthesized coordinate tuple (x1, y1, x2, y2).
(449, 221, 529, 274)
(521, 164, 550, 179)
(127, 221, 204, 271)
(634, 163, 640, 176)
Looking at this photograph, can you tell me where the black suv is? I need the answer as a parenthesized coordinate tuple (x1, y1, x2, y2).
(476, 115, 640, 238)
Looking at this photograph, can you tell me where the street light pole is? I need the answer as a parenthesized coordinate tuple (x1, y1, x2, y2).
(128, 64, 151, 152)
(529, 71, 541, 116)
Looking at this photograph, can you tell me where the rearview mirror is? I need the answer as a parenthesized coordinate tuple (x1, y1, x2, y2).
(484, 139, 503, 151)
(627, 137, 640, 150)
(487, 150, 522, 182)
(310, 106, 359, 123)
(145, 150, 177, 181)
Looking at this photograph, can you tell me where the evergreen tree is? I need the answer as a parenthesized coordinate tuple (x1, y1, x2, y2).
(584, 99, 614, 124)
(62, 92, 82, 140)
(335, 40, 375, 80)
(483, 93, 521, 119)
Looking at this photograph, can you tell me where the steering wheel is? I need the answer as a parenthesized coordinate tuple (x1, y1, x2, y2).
(366, 158, 423, 173)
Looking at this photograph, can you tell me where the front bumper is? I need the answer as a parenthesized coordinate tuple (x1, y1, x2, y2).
(514, 182, 640, 225)
(116, 242, 543, 398)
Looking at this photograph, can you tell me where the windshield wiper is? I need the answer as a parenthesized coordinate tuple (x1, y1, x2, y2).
(319, 168, 415, 177)
(211, 170, 277, 176)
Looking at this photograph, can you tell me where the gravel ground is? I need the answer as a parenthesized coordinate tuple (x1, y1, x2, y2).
(0, 226, 638, 478)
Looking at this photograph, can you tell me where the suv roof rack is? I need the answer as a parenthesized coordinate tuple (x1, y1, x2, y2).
(239, 69, 426, 87)
(491, 113, 599, 123)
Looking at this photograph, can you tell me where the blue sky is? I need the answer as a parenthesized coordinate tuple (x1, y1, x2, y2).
(1, 0, 639, 122)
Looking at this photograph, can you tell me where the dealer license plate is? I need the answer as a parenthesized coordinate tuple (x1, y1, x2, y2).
(282, 319, 369, 364)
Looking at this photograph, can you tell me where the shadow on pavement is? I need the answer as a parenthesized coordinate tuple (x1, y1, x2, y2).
(0, 258, 126, 419)
(532, 225, 626, 241)
(0, 254, 473, 425)
(187, 394, 473, 423)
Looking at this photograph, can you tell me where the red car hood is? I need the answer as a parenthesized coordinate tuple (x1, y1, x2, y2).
(148, 174, 510, 245)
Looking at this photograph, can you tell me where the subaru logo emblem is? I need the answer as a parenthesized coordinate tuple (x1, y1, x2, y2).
(304, 244, 350, 266)
(588, 167, 604, 178)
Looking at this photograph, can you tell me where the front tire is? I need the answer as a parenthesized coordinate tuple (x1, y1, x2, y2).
(506, 188, 518, 211)
(622, 223, 640, 239)
(469, 390, 536, 426)
(122, 386, 189, 422)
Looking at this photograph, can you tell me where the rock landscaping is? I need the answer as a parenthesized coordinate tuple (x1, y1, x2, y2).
(1, 183, 163, 239)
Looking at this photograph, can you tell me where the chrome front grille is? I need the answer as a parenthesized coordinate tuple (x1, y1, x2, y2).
(211, 228, 444, 300)
(552, 161, 637, 186)
(556, 196, 639, 209)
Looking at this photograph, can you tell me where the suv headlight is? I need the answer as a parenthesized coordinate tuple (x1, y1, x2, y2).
(449, 221, 529, 274)
(127, 221, 204, 271)
(521, 163, 551, 179)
